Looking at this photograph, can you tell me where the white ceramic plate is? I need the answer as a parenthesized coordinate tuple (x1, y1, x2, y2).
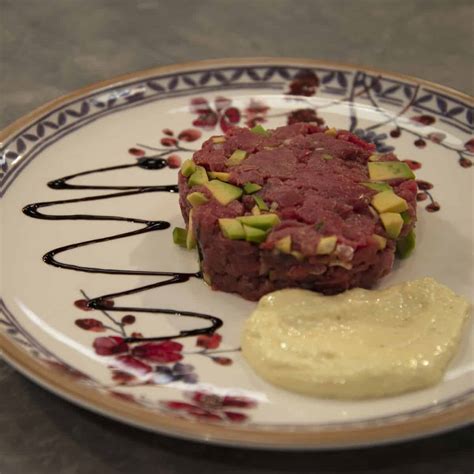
(1, 58, 472, 449)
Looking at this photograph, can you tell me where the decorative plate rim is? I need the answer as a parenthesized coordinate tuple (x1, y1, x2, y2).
(0, 57, 473, 450)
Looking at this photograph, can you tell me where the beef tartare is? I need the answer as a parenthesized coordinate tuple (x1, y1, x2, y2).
(175, 123, 417, 301)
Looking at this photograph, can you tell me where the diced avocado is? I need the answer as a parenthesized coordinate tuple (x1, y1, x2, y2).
(172, 227, 187, 248)
(401, 210, 411, 224)
(218, 218, 245, 240)
(316, 235, 337, 255)
(396, 230, 416, 259)
(275, 236, 292, 253)
(237, 214, 280, 230)
(372, 234, 387, 250)
(226, 149, 247, 167)
(380, 212, 404, 239)
(243, 182, 262, 194)
(291, 250, 304, 261)
(208, 171, 231, 182)
(362, 182, 393, 192)
(187, 192, 209, 207)
(243, 225, 267, 243)
(250, 124, 270, 136)
(211, 136, 226, 144)
(368, 162, 415, 181)
(368, 154, 381, 162)
(188, 166, 209, 187)
(253, 195, 269, 211)
(186, 210, 197, 249)
(181, 159, 196, 177)
(371, 191, 408, 213)
(205, 180, 243, 205)
(251, 205, 261, 216)
(322, 153, 333, 160)
(324, 128, 337, 137)
(269, 201, 279, 211)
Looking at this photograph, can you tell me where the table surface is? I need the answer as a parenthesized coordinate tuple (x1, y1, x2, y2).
(1, 0, 473, 472)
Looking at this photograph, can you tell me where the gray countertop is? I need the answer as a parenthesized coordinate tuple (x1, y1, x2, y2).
(1, 1, 473, 473)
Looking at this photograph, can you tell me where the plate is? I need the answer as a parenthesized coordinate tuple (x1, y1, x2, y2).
(1, 58, 472, 449)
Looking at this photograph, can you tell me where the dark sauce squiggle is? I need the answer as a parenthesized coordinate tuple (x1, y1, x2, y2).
(22, 157, 222, 344)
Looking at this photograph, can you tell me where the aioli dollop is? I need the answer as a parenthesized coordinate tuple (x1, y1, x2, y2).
(241, 278, 470, 399)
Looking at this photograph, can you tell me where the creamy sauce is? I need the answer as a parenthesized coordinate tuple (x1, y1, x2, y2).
(241, 278, 470, 399)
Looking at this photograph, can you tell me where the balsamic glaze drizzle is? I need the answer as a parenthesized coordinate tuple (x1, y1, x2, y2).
(22, 158, 222, 343)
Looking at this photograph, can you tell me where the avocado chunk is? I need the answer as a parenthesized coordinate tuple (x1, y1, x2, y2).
(275, 235, 292, 253)
(316, 235, 337, 255)
(205, 180, 243, 205)
(243, 225, 267, 243)
(324, 127, 337, 137)
(188, 166, 209, 187)
(401, 210, 411, 224)
(362, 182, 393, 192)
(396, 230, 416, 259)
(243, 182, 262, 194)
(322, 153, 333, 161)
(253, 195, 269, 211)
(368, 162, 415, 181)
(211, 136, 226, 144)
(372, 234, 387, 250)
(208, 171, 231, 182)
(186, 210, 197, 249)
(291, 250, 304, 261)
(371, 191, 408, 213)
(251, 205, 261, 216)
(187, 192, 209, 207)
(250, 124, 270, 136)
(181, 159, 196, 177)
(226, 149, 247, 167)
(380, 212, 404, 239)
(218, 218, 245, 240)
(172, 227, 187, 248)
(368, 154, 381, 162)
(237, 214, 280, 230)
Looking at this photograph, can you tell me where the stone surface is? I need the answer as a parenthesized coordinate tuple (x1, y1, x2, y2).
(0, 0, 473, 472)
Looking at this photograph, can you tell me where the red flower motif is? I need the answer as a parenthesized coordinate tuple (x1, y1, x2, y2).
(74, 299, 93, 311)
(132, 340, 183, 363)
(161, 137, 178, 147)
(196, 333, 222, 349)
(111, 370, 135, 384)
(167, 154, 181, 169)
(177, 128, 202, 142)
(93, 336, 129, 356)
(131, 332, 144, 339)
(287, 108, 324, 126)
(128, 147, 145, 157)
(112, 355, 152, 376)
(211, 356, 233, 366)
(287, 70, 319, 96)
(464, 138, 474, 153)
(190, 96, 241, 132)
(121, 315, 136, 325)
(414, 138, 426, 148)
(161, 391, 256, 423)
(428, 132, 446, 144)
(75, 318, 105, 332)
(244, 99, 270, 128)
(459, 157, 472, 168)
(109, 391, 136, 403)
(411, 115, 436, 126)
(403, 160, 422, 170)
(162, 128, 174, 136)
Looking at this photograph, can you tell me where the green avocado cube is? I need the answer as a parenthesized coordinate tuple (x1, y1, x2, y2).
(172, 227, 187, 248)
(380, 212, 404, 239)
(208, 171, 231, 182)
(187, 192, 209, 207)
(371, 191, 408, 213)
(243, 225, 267, 243)
(316, 236, 337, 255)
(368, 162, 415, 181)
(396, 230, 416, 259)
(218, 218, 245, 240)
(401, 210, 411, 224)
(250, 124, 270, 136)
(253, 195, 269, 211)
(372, 234, 387, 250)
(243, 182, 262, 194)
(181, 159, 197, 177)
(186, 210, 197, 249)
(188, 166, 209, 187)
(237, 214, 280, 230)
(275, 236, 292, 253)
(362, 182, 393, 192)
(205, 180, 243, 205)
(226, 149, 247, 167)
